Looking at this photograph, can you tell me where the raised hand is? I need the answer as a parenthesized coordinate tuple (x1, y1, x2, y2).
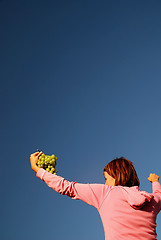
(30, 151, 43, 173)
(148, 173, 159, 183)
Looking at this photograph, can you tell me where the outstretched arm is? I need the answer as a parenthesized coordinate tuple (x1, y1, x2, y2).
(148, 173, 161, 211)
(30, 152, 110, 209)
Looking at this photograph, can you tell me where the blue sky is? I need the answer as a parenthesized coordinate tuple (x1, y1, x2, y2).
(1, 1, 161, 239)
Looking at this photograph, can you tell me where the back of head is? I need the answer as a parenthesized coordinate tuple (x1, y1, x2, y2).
(104, 157, 140, 187)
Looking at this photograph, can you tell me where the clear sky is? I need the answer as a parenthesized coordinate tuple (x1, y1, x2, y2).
(1, 1, 161, 239)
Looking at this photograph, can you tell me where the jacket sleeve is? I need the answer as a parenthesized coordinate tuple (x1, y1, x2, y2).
(152, 181, 161, 211)
(36, 168, 110, 210)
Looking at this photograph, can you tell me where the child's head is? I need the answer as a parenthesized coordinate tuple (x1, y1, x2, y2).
(104, 157, 140, 187)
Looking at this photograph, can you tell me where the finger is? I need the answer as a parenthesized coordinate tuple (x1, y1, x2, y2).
(30, 152, 38, 157)
(34, 152, 41, 156)
(30, 153, 35, 158)
(37, 152, 43, 158)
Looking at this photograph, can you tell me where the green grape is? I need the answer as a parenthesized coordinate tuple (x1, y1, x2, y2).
(37, 151, 58, 174)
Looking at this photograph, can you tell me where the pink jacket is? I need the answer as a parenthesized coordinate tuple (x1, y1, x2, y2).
(37, 168, 161, 240)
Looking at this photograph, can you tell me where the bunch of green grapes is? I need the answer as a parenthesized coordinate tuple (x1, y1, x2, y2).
(37, 153, 58, 174)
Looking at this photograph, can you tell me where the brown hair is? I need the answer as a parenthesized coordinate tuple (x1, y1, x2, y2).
(104, 157, 140, 187)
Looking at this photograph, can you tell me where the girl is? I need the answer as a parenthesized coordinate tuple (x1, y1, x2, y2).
(30, 151, 161, 240)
